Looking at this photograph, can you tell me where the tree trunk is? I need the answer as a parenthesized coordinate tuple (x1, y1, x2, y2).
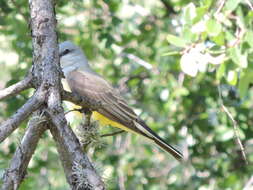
(0, 0, 105, 189)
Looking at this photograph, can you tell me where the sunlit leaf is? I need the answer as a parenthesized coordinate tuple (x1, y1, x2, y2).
(238, 69, 253, 97)
(206, 19, 222, 37)
(245, 31, 253, 48)
(224, 0, 241, 12)
(167, 34, 188, 48)
(183, 26, 198, 42)
(216, 63, 226, 80)
(229, 47, 248, 68)
(183, 3, 196, 24)
(227, 70, 238, 85)
(212, 32, 225, 46)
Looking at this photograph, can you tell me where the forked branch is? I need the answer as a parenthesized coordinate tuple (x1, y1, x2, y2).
(0, 0, 106, 189)
(0, 87, 46, 143)
(2, 111, 48, 190)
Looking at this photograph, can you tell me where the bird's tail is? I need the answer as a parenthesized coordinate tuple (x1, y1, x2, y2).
(134, 120, 183, 161)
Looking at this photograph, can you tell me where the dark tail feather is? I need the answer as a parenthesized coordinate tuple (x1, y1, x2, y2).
(153, 137, 183, 161)
(136, 120, 183, 161)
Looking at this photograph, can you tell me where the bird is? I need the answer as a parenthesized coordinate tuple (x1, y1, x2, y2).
(59, 41, 183, 161)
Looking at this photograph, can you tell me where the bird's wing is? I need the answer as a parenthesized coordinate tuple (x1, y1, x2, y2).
(66, 70, 143, 134)
(66, 70, 183, 160)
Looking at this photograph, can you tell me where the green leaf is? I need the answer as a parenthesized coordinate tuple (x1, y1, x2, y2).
(193, 7, 207, 23)
(183, 3, 196, 25)
(245, 10, 253, 25)
(236, 6, 245, 29)
(216, 126, 234, 141)
(182, 26, 198, 42)
(238, 75, 250, 98)
(167, 34, 188, 48)
(216, 63, 226, 80)
(202, 0, 213, 9)
(244, 31, 253, 48)
(229, 47, 240, 64)
(93, 19, 103, 25)
(224, 0, 241, 12)
(229, 47, 248, 68)
(225, 30, 236, 42)
(238, 69, 253, 97)
(206, 19, 222, 36)
(211, 32, 225, 46)
(112, 16, 121, 25)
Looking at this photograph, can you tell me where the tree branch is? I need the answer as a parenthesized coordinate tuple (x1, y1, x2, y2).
(246, 0, 253, 10)
(48, 111, 105, 189)
(0, 73, 32, 100)
(101, 130, 125, 138)
(244, 175, 253, 190)
(218, 85, 247, 164)
(1, 111, 48, 190)
(0, 88, 45, 143)
(29, 0, 105, 188)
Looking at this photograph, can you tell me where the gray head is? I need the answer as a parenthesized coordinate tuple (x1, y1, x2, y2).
(59, 41, 90, 74)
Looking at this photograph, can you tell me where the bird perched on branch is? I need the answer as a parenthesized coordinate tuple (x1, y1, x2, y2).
(59, 41, 183, 161)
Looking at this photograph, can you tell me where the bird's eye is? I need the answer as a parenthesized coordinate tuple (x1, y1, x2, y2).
(60, 48, 70, 57)
(63, 49, 70, 55)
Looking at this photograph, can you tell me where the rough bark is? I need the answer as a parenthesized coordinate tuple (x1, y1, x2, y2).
(0, 87, 46, 143)
(0, 0, 105, 189)
(2, 111, 48, 190)
(49, 119, 105, 190)
(29, 0, 105, 189)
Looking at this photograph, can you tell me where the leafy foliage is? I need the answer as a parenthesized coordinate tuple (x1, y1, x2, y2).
(0, 0, 253, 189)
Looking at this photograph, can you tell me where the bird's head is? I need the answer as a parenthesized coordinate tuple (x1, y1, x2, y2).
(59, 41, 89, 75)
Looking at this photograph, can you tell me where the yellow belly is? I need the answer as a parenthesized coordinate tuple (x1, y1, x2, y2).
(92, 111, 135, 133)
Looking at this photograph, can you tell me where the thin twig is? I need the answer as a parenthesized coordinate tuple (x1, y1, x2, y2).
(2, 111, 48, 190)
(0, 87, 45, 143)
(228, 28, 246, 48)
(101, 130, 125, 138)
(0, 74, 32, 100)
(120, 53, 152, 70)
(225, 15, 246, 48)
(245, 0, 253, 10)
(218, 85, 247, 164)
(215, 0, 226, 16)
(243, 175, 253, 190)
(221, 104, 248, 163)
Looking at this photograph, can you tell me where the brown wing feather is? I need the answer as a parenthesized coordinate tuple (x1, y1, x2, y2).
(66, 70, 141, 133)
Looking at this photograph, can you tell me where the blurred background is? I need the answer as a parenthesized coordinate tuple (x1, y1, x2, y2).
(0, 0, 253, 189)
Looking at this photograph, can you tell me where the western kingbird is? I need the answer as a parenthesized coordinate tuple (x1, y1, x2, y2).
(59, 41, 183, 161)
